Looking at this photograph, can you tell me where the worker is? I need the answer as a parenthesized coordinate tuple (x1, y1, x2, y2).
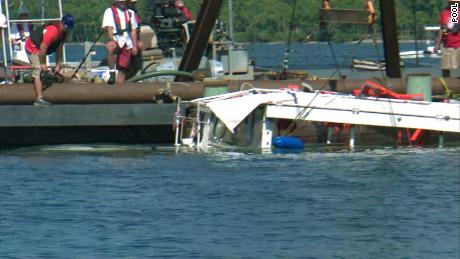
(10, 7, 34, 63)
(175, 0, 193, 21)
(434, 0, 460, 77)
(25, 14, 75, 107)
(102, 0, 138, 84)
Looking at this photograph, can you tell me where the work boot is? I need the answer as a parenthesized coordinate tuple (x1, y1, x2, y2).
(33, 98, 51, 107)
(107, 71, 116, 85)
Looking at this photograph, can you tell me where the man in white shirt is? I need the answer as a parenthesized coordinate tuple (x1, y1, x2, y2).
(10, 7, 34, 63)
(102, 0, 138, 84)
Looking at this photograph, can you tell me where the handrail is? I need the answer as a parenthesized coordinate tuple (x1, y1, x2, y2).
(9, 18, 61, 23)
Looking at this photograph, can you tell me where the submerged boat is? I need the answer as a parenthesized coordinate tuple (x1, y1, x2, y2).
(177, 84, 460, 150)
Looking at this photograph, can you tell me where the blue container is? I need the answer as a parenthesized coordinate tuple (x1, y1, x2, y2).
(272, 136, 304, 149)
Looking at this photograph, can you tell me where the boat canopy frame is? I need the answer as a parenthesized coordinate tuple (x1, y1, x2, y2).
(0, 0, 66, 72)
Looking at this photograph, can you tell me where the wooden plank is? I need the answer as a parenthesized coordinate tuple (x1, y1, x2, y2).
(0, 103, 178, 127)
(320, 8, 371, 24)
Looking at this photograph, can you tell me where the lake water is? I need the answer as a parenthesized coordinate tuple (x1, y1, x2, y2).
(62, 41, 440, 68)
(0, 146, 459, 258)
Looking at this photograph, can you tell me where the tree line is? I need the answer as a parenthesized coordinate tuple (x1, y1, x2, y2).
(6, 0, 447, 43)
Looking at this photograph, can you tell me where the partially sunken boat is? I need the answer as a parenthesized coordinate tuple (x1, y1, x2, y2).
(179, 85, 459, 150)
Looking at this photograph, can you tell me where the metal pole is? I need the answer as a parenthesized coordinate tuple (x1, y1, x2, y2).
(438, 132, 444, 148)
(379, 0, 402, 78)
(412, 0, 419, 65)
(58, 0, 63, 17)
(58, 0, 67, 63)
(41, 0, 45, 21)
(196, 104, 201, 150)
(227, 42, 232, 76)
(4, 0, 14, 68)
(0, 0, 8, 81)
(176, 0, 224, 81)
(282, 0, 297, 77)
(9, 18, 61, 23)
(228, 0, 234, 40)
(349, 126, 355, 150)
(174, 98, 181, 146)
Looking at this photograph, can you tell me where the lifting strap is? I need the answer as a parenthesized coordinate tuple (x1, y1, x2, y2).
(111, 5, 132, 36)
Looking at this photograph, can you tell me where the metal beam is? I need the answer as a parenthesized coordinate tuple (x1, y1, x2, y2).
(176, 0, 224, 82)
(378, 0, 401, 78)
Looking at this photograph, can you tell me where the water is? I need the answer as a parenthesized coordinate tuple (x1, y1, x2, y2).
(0, 146, 459, 258)
(60, 41, 439, 70)
(246, 41, 439, 70)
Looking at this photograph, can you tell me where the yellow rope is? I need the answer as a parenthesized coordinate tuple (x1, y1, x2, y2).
(437, 77, 460, 100)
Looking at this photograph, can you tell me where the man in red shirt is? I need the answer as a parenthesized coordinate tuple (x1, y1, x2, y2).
(25, 14, 74, 106)
(434, 0, 460, 77)
(175, 0, 193, 21)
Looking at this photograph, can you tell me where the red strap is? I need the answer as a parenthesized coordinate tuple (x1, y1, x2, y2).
(357, 80, 424, 100)
(17, 23, 24, 32)
(111, 5, 130, 32)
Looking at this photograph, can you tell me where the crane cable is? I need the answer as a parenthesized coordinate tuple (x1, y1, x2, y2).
(281, 0, 298, 79)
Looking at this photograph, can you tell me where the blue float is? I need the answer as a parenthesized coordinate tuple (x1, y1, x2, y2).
(272, 136, 304, 149)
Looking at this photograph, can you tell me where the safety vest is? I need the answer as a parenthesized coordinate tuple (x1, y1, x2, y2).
(30, 24, 65, 55)
(111, 5, 132, 36)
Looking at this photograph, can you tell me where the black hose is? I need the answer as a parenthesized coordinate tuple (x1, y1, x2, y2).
(125, 70, 195, 83)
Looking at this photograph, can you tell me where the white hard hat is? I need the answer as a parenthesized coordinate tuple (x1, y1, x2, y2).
(0, 13, 7, 28)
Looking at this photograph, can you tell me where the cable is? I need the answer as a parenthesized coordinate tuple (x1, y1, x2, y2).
(281, 0, 298, 78)
(323, 24, 345, 79)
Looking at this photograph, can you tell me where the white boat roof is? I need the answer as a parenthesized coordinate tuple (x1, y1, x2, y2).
(191, 89, 460, 133)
